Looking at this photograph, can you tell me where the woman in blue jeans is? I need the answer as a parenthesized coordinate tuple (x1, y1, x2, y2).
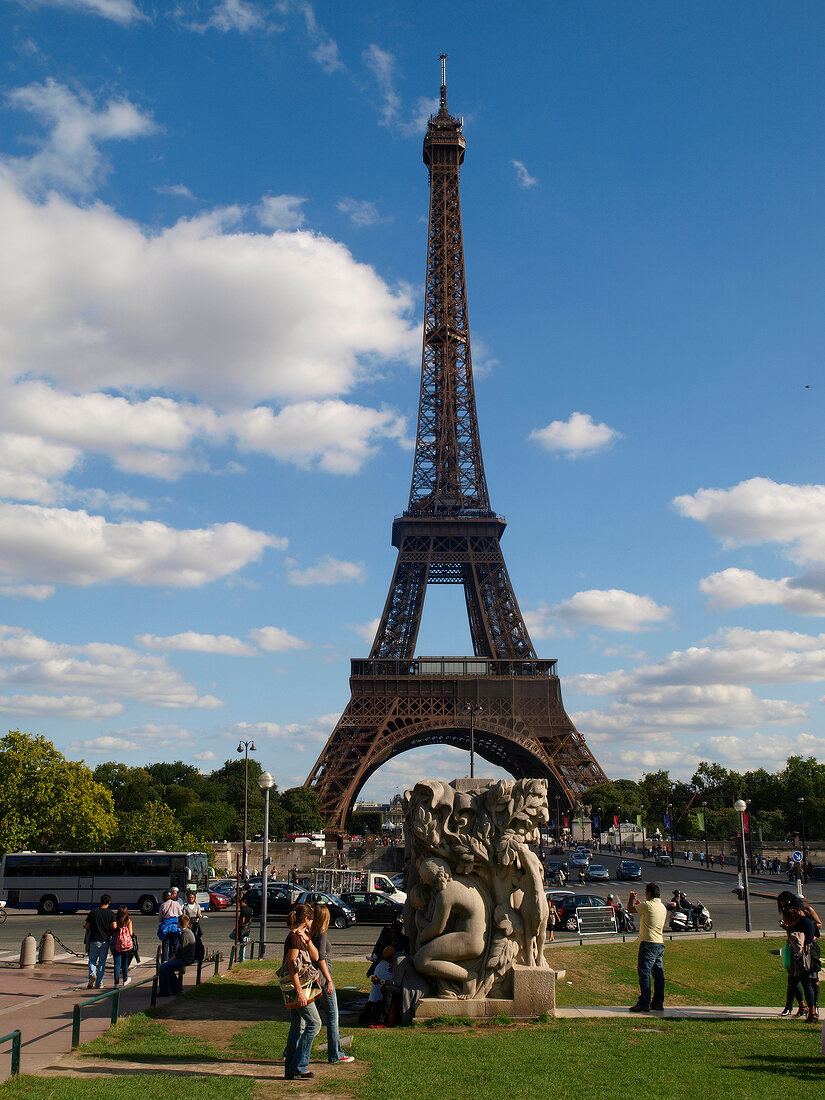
(282, 904, 322, 1080)
(311, 905, 355, 1064)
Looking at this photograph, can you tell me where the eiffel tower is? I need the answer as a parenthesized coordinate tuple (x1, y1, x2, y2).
(306, 58, 607, 827)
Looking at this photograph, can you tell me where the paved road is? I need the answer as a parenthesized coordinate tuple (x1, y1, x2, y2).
(2, 856, 822, 957)
(548, 851, 825, 938)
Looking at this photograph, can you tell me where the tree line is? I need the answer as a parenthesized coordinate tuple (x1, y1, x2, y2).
(586, 756, 824, 843)
(0, 730, 324, 856)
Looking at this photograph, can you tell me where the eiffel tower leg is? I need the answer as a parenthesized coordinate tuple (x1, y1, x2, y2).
(306, 665, 608, 828)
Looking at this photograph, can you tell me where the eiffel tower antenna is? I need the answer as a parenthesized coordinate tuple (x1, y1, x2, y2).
(305, 62, 606, 826)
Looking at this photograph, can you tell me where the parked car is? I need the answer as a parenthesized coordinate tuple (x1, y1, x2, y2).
(295, 890, 356, 928)
(554, 893, 610, 932)
(654, 853, 673, 867)
(208, 889, 230, 911)
(339, 890, 405, 923)
(210, 878, 238, 896)
(242, 883, 302, 919)
(585, 864, 610, 882)
(616, 860, 643, 881)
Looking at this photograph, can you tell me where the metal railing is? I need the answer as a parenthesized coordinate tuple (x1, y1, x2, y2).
(0, 1030, 21, 1077)
(71, 952, 223, 1048)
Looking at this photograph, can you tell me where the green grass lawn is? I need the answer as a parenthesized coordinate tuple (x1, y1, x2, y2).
(551, 937, 787, 1007)
(1, 942, 820, 1100)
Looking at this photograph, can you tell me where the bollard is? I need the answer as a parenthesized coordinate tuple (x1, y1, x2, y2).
(39, 932, 55, 964)
(19, 935, 37, 968)
(795, 878, 804, 899)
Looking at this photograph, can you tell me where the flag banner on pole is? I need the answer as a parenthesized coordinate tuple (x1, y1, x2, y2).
(613, 814, 619, 827)
(593, 815, 600, 830)
(636, 814, 643, 828)
(743, 812, 749, 834)
(696, 811, 704, 832)
(663, 812, 671, 830)
(563, 816, 569, 828)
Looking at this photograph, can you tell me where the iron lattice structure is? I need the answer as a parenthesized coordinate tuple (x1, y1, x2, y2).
(306, 60, 606, 827)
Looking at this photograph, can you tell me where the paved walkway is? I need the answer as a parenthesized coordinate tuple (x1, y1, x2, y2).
(0, 954, 228, 1084)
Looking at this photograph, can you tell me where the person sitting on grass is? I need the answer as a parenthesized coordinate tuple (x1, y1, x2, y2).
(368, 946, 395, 1027)
(157, 913, 197, 997)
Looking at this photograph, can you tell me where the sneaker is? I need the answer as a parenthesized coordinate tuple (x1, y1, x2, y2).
(123, 978, 132, 986)
(296, 1072, 314, 1079)
(780, 1009, 793, 1017)
(87, 979, 95, 989)
(335, 1055, 355, 1064)
(369, 1023, 385, 1028)
(628, 1004, 649, 1013)
(650, 1004, 665, 1012)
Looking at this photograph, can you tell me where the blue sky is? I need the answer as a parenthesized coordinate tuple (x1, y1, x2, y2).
(2, 0, 825, 805)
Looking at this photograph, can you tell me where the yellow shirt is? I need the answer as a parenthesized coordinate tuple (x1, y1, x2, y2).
(636, 897, 666, 943)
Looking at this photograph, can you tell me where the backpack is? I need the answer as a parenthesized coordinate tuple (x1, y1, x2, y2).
(114, 923, 133, 952)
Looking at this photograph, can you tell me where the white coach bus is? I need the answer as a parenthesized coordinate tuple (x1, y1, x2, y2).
(0, 850, 210, 915)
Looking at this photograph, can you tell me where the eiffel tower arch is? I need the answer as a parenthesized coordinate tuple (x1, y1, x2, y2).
(306, 58, 607, 828)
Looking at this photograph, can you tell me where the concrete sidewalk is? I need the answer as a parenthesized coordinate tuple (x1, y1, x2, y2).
(0, 953, 233, 1084)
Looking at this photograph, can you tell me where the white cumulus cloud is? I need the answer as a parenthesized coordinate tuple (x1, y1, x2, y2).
(248, 626, 309, 652)
(3, 80, 158, 197)
(286, 555, 366, 586)
(0, 502, 285, 589)
(10, 0, 143, 25)
(511, 160, 538, 188)
(529, 411, 621, 457)
(136, 632, 257, 655)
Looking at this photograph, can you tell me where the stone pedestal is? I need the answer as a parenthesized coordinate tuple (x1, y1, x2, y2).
(415, 965, 561, 1019)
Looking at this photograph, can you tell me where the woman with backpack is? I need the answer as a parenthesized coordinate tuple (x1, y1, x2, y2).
(110, 905, 134, 988)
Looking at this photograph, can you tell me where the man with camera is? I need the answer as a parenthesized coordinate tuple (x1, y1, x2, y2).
(627, 883, 666, 1013)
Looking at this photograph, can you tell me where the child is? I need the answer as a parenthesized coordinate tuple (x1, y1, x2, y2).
(368, 946, 395, 1027)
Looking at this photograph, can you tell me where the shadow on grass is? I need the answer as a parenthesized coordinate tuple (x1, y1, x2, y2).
(735, 1054, 824, 1081)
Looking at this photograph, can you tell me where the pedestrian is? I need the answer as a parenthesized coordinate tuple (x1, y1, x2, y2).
(281, 903, 322, 1080)
(780, 899, 818, 1022)
(547, 902, 558, 943)
(110, 904, 134, 988)
(719, 852, 725, 870)
(157, 889, 183, 962)
(777, 890, 821, 1018)
(84, 893, 113, 989)
(310, 904, 355, 1065)
(626, 883, 666, 1013)
(709, 854, 714, 870)
(157, 913, 198, 997)
(182, 888, 206, 962)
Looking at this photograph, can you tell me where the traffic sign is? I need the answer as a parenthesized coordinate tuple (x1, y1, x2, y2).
(792, 850, 803, 862)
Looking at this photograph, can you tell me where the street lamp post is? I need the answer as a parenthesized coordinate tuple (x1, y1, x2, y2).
(464, 702, 482, 779)
(667, 802, 676, 862)
(237, 739, 256, 879)
(258, 770, 274, 957)
(702, 801, 710, 868)
(799, 797, 807, 884)
(734, 798, 752, 932)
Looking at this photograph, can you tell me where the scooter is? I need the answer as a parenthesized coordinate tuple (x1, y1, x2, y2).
(666, 893, 713, 932)
(614, 906, 637, 934)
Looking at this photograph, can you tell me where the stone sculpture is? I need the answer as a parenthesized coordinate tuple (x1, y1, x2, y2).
(403, 777, 550, 999)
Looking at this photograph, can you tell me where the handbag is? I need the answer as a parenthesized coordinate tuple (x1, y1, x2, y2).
(781, 943, 792, 970)
(279, 972, 322, 1007)
(131, 932, 141, 964)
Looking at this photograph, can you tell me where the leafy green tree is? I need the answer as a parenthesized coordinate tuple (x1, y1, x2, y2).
(93, 762, 161, 813)
(113, 799, 184, 851)
(0, 731, 116, 853)
(279, 786, 324, 835)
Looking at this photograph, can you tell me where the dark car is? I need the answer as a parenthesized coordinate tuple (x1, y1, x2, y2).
(616, 860, 642, 881)
(339, 890, 404, 924)
(654, 853, 673, 867)
(242, 883, 302, 919)
(544, 859, 570, 877)
(554, 893, 609, 932)
(295, 890, 356, 928)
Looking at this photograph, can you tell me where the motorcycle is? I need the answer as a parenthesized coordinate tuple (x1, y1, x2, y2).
(666, 891, 712, 931)
(613, 906, 636, 934)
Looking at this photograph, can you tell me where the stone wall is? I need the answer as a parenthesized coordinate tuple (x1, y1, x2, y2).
(209, 840, 403, 878)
